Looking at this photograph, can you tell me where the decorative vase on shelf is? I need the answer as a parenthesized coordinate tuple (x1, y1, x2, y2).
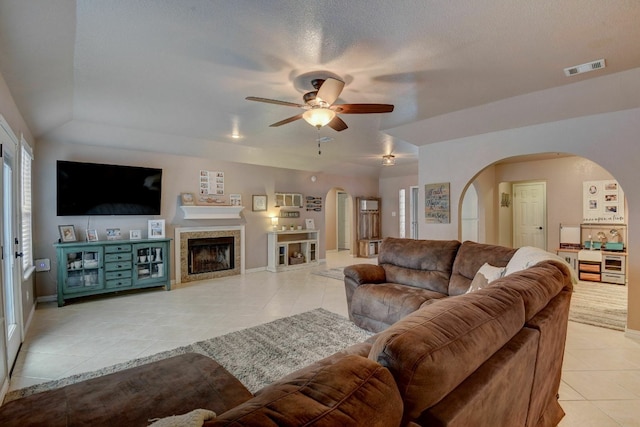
(155, 247, 162, 261)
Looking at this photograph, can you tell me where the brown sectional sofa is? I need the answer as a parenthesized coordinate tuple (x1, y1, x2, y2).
(0, 238, 573, 427)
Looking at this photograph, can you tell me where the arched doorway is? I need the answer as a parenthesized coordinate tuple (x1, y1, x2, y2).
(458, 153, 628, 330)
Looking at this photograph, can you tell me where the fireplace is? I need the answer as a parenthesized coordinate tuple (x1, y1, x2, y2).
(188, 236, 234, 274)
(175, 226, 245, 284)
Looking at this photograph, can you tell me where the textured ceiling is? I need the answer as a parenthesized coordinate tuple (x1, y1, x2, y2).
(1, 0, 639, 177)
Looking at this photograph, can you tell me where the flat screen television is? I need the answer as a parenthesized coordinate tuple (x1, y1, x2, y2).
(57, 160, 163, 216)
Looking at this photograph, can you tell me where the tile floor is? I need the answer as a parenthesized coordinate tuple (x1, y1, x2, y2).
(7, 251, 640, 426)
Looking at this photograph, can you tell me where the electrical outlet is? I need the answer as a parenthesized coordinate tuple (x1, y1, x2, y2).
(35, 258, 51, 272)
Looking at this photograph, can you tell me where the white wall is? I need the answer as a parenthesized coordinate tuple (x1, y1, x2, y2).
(418, 107, 640, 331)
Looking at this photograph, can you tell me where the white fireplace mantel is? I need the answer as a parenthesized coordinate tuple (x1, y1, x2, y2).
(180, 205, 244, 219)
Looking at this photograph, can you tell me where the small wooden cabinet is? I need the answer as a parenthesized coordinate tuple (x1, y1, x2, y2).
(359, 239, 382, 258)
(356, 197, 381, 257)
(267, 230, 319, 272)
(55, 238, 171, 306)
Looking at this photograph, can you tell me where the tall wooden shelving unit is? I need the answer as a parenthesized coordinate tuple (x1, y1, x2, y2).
(356, 197, 382, 257)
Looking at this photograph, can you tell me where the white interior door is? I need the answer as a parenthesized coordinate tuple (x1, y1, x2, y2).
(0, 119, 22, 378)
(337, 192, 350, 250)
(410, 186, 419, 239)
(461, 184, 479, 242)
(513, 181, 547, 249)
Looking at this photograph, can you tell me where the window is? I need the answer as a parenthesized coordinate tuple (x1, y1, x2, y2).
(399, 189, 406, 238)
(20, 140, 33, 275)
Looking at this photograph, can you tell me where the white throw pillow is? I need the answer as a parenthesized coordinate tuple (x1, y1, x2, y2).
(503, 246, 578, 283)
(467, 263, 506, 293)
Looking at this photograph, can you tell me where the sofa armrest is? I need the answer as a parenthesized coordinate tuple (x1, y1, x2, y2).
(344, 264, 386, 285)
(207, 354, 403, 427)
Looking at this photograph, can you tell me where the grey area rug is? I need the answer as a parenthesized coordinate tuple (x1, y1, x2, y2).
(5, 308, 373, 403)
(569, 281, 627, 331)
(311, 267, 345, 281)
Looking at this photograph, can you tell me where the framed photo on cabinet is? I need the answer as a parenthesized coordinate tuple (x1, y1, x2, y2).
(86, 229, 99, 242)
(58, 225, 77, 243)
(148, 219, 165, 238)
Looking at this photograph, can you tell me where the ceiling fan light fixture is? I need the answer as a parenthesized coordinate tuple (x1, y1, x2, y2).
(382, 154, 395, 166)
(303, 108, 335, 129)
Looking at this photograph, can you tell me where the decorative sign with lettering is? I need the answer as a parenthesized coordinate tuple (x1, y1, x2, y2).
(425, 182, 450, 224)
(582, 180, 625, 224)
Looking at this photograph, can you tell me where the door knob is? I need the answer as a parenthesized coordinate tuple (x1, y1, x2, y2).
(538, 227, 543, 230)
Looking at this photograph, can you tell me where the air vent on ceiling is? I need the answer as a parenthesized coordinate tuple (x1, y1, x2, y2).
(563, 59, 606, 77)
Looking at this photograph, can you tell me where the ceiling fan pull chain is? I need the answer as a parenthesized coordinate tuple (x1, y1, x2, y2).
(317, 131, 321, 155)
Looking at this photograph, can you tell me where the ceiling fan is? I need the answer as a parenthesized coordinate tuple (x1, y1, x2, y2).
(245, 77, 394, 131)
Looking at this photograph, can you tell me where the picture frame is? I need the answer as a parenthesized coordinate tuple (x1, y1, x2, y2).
(58, 225, 77, 242)
(305, 218, 315, 230)
(130, 229, 142, 240)
(181, 192, 195, 206)
(148, 219, 165, 239)
(86, 229, 99, 242)
(230, 193, 242, 206)
(252, 195, 267, 211)
(106, 228, 122, 240)
(424, 182, 451, 224)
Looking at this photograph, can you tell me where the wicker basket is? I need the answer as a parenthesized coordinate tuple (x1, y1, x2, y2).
(289, 256, 305, 265)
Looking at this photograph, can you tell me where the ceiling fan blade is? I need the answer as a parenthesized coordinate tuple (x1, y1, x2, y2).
(316, 78, 345, 105)
(246, 96, 305, 108)
(269, 113, 304, 127)
(327, 116, 348, 132)
(335, 103, 394, 114)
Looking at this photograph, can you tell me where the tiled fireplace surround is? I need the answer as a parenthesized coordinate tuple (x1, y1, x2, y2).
(174, 226, 245, 284)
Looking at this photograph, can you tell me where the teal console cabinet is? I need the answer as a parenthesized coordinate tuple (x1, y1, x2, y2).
(55, 238, 171, 306)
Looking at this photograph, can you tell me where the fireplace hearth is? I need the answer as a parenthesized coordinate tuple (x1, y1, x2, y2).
(175, 226, 245, 284)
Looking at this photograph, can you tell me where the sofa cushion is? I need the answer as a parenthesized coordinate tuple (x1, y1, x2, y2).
(504, 246, 577, 284)
(466, 262, 506, 293)
(208, 355, 403, 427)
(378, 238, 461, 294)
(0, 353, 252, 427)
(418, 328, 539, 427)
(368, 286, 525, 424)
(350, 283, 447, 332)
(449, 240, 517, 296)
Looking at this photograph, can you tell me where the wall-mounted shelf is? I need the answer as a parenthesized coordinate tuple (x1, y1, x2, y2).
(180, 205, 244, 219)
(274, 193, 303, 208)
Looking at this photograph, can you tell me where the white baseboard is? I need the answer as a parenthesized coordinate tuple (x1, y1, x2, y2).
(245, 266, 267, 274)
(37, 295, 57, 303)
(625, 328, 640, 340)
(24, 302, 36, 336)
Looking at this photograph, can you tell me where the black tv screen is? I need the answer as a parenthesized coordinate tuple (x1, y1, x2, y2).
(57, 160, 163, 216)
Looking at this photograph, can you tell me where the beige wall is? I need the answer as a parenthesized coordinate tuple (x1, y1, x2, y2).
(33, 139, 378, 298)
(471, 156, 617, 250)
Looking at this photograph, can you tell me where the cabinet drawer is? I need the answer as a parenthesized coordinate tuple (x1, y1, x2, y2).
(105, 252, 132, 262)
(105, 261, 132, 271)
(106, 278, 132, 289)
(105, 270, 132, 280)
(579, 272, 601, 281)
(105, 244, 132, 254)
(601, 273, 625, 285)
(579, 262, 601, 273)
